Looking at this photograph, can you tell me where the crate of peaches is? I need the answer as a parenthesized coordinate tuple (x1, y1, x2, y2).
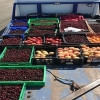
(22, 35, 44, 45)
(0, 83, 26, 100)
(87, 34, 100, 44)
(44, 33, 65, 46)
(32, 46, 56, 65)
(81, 44, 100, 63)
(57, 46, 83, 64)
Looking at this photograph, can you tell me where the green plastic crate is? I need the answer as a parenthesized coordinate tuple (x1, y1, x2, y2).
(28, 18, 59, 27)
(0, 65, 46, 86)
(0, 83, 26, 100)
(0, 46, 34, 66)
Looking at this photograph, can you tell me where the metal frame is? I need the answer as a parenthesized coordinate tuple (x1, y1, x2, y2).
(12, 1, 100, 20)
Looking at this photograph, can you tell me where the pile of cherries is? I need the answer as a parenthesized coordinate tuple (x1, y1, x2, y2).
(90, 24, 100, 33)
(1, 48, 31, 62)
(9, 30, 25, 34)
(31, 25, 57, 30)
(0, 68, 43, 81)
(12, 21, 27, 26)
(28, 30, 55, 35)
(1, 37, 21, 45)
(0, 85, 22, 100)
(64, 35, 89, 43)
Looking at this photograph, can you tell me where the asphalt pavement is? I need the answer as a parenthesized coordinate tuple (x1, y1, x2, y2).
(0, 0, 14, 35)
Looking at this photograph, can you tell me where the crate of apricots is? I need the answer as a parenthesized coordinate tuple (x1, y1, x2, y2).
(32, 46, 57, 65)
(87, 34, 100, 44)
(57, 46, 83, 65)
(81, 44, 100, 63)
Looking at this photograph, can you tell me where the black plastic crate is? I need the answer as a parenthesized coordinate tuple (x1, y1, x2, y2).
(63, 33, 90, 45)
(56, 45, 83, 65)
(0, 35, 22, 46)
(81, 44, 100, 64)
(10, 20, 28, 27)
(44, 33, 65, 46)
(32, 45, 57, 65)
(22, 35, 44, 46)
(86, 34, 100, 45)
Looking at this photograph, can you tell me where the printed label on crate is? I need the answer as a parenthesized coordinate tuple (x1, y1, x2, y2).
(88, 57, 100, 63)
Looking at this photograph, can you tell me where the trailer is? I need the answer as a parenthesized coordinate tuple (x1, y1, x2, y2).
(0, 1, 100, 100)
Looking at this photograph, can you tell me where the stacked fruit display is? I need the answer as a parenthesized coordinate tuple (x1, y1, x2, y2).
(0, 85, 22, 100)
(57, 47, 81, 59)
(23, 36, 43, 45)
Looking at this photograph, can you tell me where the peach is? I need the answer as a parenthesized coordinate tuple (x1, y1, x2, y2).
(65, 56, 71, 59)
(83, 52, 89, 56)
(68, 50, 73, 53)
(58, 48, 63, 50)
(74, 52, 80, 56)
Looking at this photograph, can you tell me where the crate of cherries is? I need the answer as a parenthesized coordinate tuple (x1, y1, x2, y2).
(8, 27, 27, 35)
(25, 28, 57, 35)
(32, 46, 57, 65)
(63, 34, 90, 44)
(23, 35, 44, 45)
(0, 46, 34, 66)
(60, 20, 89, 32)
(0, 66, 46, 86)
(57, 46, 83, 65)
(1, 35, 22, 46)
(10, 20, 28, 27)
(0, 83, 25, 100)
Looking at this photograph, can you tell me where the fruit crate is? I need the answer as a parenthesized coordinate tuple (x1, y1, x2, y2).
(0, 46, 34, 66)
(81, 44, 100, 64)
(56, 45, 83, 65)
(10, 19, 28, 27)
(86, 34, 100, 44)
(0, 35, 22, 46)
(0, 66, 46, 86)
(63, 33, 90, 45)
(22, 35, 44, 46)
(44, 33, 65, 46)
(25, 28, 58, 35)
(60, 20, 89, 33)
(28, 18, 59, 27)
(0, 83, 26, 100)
(32, 45, 57, 65)
(7, 27, 27, 35)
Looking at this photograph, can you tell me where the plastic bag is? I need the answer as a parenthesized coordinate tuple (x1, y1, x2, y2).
(64, 27, 84, 32)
